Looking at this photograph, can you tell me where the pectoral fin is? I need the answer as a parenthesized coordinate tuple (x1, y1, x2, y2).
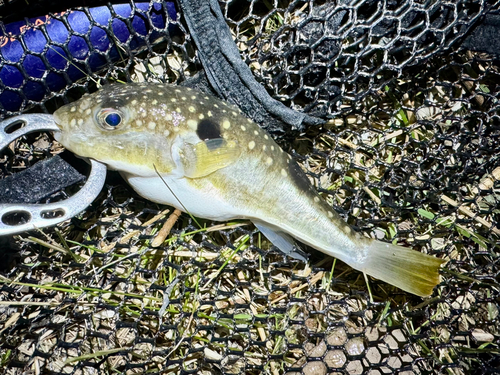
(253, 221, 308, 262)
(180, 139, 240, 178)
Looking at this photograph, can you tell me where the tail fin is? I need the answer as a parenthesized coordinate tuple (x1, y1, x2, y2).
(358, 241, 446, 297)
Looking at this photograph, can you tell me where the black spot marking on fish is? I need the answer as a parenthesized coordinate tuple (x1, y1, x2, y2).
(288, 160, 314, 193)
(197, 119, 221, 141)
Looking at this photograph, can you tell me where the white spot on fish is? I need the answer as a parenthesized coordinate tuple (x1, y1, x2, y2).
(166, 114, 173, 121)
(141, 112, 147, 118)
(132, 100, 137, 105)
(189, 106, 195, 113)
(328, 211, 334, 218)
(171, 98, 177, 102)
(248, 141, 255, 150)
(207, 111, 213, 117)
(199, 114, 205, 120)
(85, 108, 91, 115)
(241, 125, 246, 131)
(171, 111, 185, 127)
(263, 145, 267, 151)
(314, 197, 320, 203)
(264, 135, 269, 140)
(271, 146, 275, 151)
(152, 99, 158, 105)
(232, 112, 237, 116)
(163, 130, 170, 137)
(223, 120, 231, 129)
(136, 120, 143, 126)
(70, 118, 76, 126)
(254, 130, 258, 135)
(187, 119, 198, 130)
(77, 119, 84, 125)
(148, 121, 156, 130)
(281, 169, 287, 177)
(182, 97, 187, 101)
(266, 157, 273, 165)
(70, 106, 76, 112)
(214, 104, 219, 108)
(191, 95, 196, 100)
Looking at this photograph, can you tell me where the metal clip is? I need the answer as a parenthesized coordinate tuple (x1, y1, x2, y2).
(0, 114, 107, 236)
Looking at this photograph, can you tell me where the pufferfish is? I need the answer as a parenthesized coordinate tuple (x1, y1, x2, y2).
(53, 83, 445, 297)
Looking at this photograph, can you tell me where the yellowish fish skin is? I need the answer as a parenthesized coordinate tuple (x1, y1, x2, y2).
(53, 83, 445, 297)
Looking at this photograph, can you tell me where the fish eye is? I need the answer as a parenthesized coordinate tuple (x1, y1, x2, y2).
(105, 112, 121, 126)
(97, 109, 124, 130)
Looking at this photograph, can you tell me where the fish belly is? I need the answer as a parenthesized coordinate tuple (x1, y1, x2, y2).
(122, 173, 242, 221)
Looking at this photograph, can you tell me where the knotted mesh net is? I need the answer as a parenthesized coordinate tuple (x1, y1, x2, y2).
(1, 1, 499, 374)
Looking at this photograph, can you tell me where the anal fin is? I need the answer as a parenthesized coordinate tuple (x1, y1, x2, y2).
(253, 221, 308, 262)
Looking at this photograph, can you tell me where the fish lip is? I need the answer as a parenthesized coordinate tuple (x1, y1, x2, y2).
(52, 110, 64, 130)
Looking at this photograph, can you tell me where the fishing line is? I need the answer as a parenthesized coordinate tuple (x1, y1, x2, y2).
(153, 163, 203, 229)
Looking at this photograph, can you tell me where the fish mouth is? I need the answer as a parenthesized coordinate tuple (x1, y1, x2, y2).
(52, 109, 64, 130)
(51, 109, 67, 143)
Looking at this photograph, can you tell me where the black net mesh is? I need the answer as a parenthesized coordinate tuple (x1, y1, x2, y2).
(1, 1, 500, 374)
